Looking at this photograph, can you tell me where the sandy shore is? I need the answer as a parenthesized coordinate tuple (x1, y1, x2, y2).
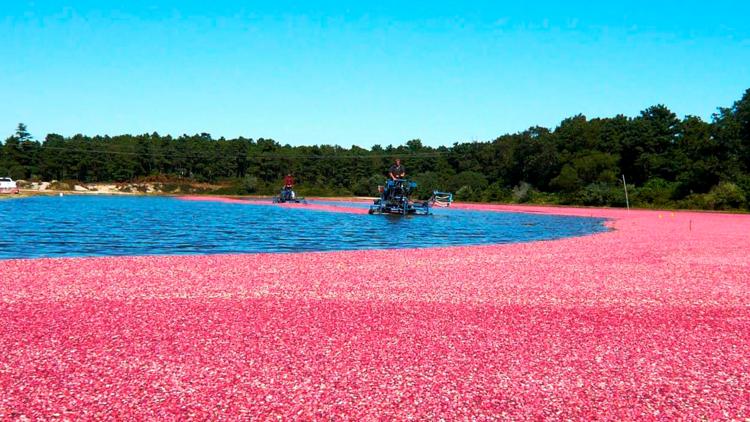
(1, 205, 749, 419)
(16, 180, 228, 196)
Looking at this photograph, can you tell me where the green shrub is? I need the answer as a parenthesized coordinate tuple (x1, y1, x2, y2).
(49, 180, 74, 191)
(455, 185, 478, 201)
(737, 175, 750, 208)
(706, 182, 746, 210)
(9, 165, 27, 180)
(512, 182, 532, 203)
(294, 184, 349, 197)
(550, 164, 582, 192)
(579, 182, 625, 206)
(526, 190, 559, 205)
(633, 178, 678, 207)
(448, 171, 488, 194)
(352, 175, 383, 197)
(240, 176, 260, 194)
(481, 182, 512, 202)
(412, 172, 447, 199)
(678, 193, 710, 209)
(210, 185, 242, 195)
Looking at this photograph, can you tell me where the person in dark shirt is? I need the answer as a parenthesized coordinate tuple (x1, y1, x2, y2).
(388, 159, 406, 181)
(384, 159, 406, 200)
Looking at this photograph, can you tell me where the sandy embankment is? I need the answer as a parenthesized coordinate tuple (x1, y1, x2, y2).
(1, 205, 749, 419)
(17, 180, 225, 196)
(17, 182, 139, 196)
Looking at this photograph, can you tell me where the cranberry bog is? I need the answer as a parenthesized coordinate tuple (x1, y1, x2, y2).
(1, 198, 749, 419)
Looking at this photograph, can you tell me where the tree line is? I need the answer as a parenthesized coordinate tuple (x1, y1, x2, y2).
(2, 88, 749, 210)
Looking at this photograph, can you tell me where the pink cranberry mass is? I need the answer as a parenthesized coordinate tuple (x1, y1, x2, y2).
(1, 204, 749, 419)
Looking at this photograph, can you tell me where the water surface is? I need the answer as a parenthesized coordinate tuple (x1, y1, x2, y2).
(0, 196, 607, 259)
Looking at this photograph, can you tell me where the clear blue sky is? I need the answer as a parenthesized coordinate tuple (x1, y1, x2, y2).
(2, 1, 749, 147)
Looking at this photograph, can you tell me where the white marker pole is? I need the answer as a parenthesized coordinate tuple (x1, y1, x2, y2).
(622, 174, 630, 211)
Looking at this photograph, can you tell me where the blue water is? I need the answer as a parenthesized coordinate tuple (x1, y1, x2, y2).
(0, 196, 607, 259)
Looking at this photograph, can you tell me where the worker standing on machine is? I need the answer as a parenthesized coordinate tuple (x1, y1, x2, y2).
(389, 158, 406, 180)
(283, 173, 295, 200)
(284, 173, 295, 189)
(385, 158, 406, 199)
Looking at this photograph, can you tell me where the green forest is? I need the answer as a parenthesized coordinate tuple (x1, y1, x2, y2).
(3, 89, 750, 210)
